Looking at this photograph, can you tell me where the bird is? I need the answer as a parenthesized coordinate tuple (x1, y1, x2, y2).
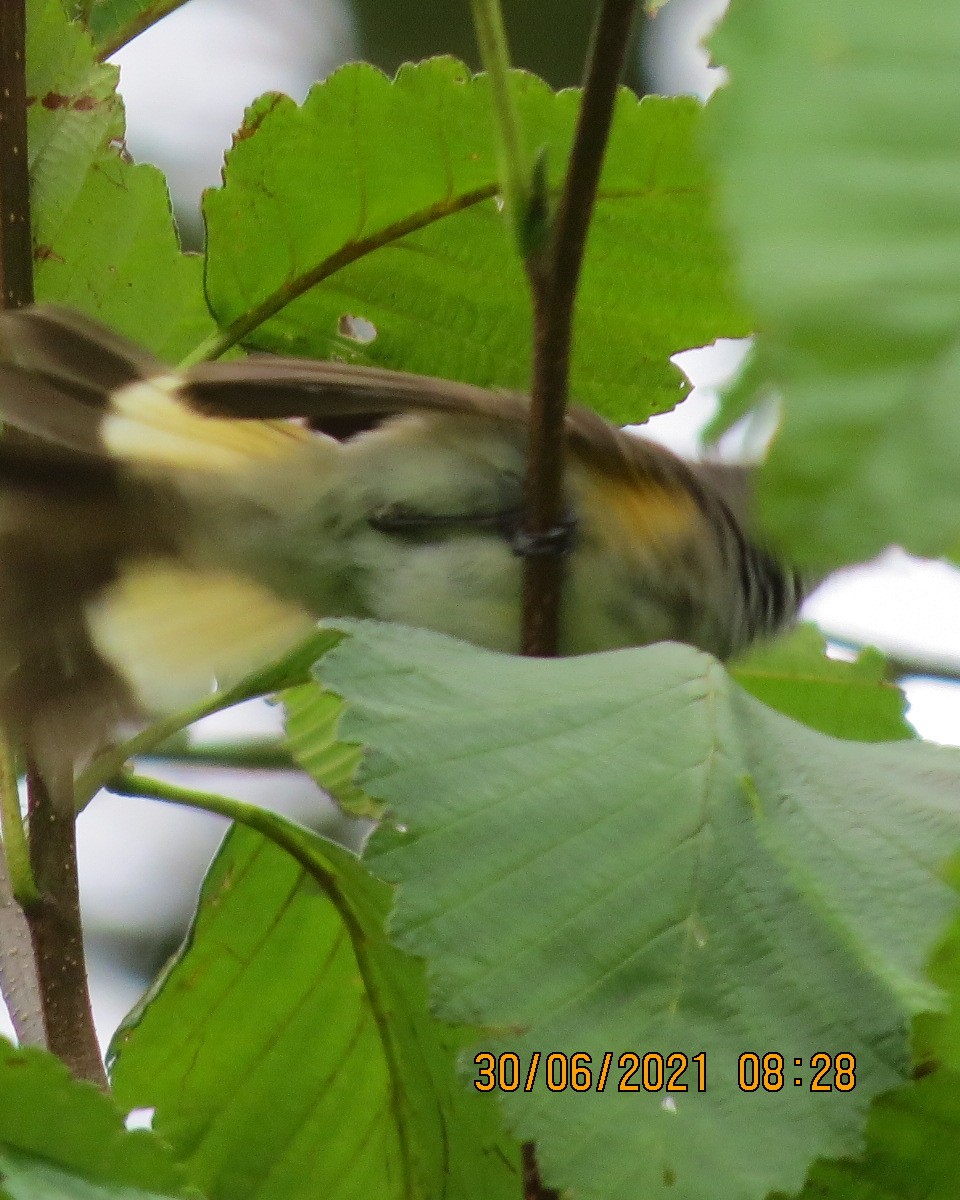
(0, 303, 802, 780)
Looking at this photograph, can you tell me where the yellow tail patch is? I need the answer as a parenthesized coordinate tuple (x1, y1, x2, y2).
(85, 562, 316, 713)
(105, 377, 311, 471)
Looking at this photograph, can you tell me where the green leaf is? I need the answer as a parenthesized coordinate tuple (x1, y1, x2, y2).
(782, 852, 960, 1199)
(27, 0, 214, 359)
(313, 621, 960, 1200)
(27, 0, 121, 224)
(0, 1040, 186, 1199)
(85, 0, 190, 58)
(706, 1, 960, 568)
(782, 1080, 960, 1200)
(283, 682, 372, 816)
(731, 624, 913, 742)
(110, 821, 520, 1200)
(204, 60, 750, 423)
(917, 856, 960, 1075)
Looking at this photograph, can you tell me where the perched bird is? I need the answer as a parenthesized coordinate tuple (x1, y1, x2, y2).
(0, 304, 802, 775)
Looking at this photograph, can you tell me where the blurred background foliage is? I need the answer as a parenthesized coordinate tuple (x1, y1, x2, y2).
(112, 0, 700, 246)
(351, 0, 647, 90)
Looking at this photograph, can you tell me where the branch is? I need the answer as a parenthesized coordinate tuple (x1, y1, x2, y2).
(0, 1, 104, 1085)
(469, 8, 635, 1195)
(520, 0, 638, 656)
(138, 734, 295, 772)
(820, 631, 960, 688)
(75, 656, 316, 810)
(26, 764, 107, 1087)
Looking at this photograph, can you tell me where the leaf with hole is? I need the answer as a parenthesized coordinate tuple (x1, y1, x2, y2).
(0, 1039, 187, 1199)
(204, 60, 750, 423)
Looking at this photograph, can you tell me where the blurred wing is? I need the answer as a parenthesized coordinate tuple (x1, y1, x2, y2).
(183, 355, 524, 438)
(0, 304, 311, 471)
(0, 303, 163, 390)
(0, 304, 763, 497)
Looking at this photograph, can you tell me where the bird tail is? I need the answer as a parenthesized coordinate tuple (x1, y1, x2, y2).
(0, 306, 321, 776)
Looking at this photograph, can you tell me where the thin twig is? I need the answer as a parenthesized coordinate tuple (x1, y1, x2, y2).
(74, 690, 256, 812)
(469, 9, 637, 1196)
(139, 734, 295, 772)
(0, 733, 37, 907)
(820, 632, 960, 688)
(469, 0, 530, 245)
(74, 647, 318, 809)
(521, 0, 638, 656)
(108, 770, 317, 857)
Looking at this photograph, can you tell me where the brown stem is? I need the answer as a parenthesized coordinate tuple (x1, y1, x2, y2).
(0, 0, 103, 1087)
(0, 0, 34, 310)
(520, 0, 638, 657)
(522, 1142, 559, 1200)
(26, 766, 106, 1088)
(518, 6, 637, 1189)
(0, 0, 104, 1087)
(0, 0, 43, 1053)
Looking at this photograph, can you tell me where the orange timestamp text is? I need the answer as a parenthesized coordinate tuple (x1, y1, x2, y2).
(473, 1051, 707, 1094)
(472, 1051, 858, 1093)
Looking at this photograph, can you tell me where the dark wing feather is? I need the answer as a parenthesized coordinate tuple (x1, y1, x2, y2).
(184, 356, 525, 439)
(0, 363, 109, 455)
(0, 305, 164, 456)
(184, 355, 726, 498)
(0, 436, 184, 769)
(0, 304, 162, 392)
(183, 356, 707, 496)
